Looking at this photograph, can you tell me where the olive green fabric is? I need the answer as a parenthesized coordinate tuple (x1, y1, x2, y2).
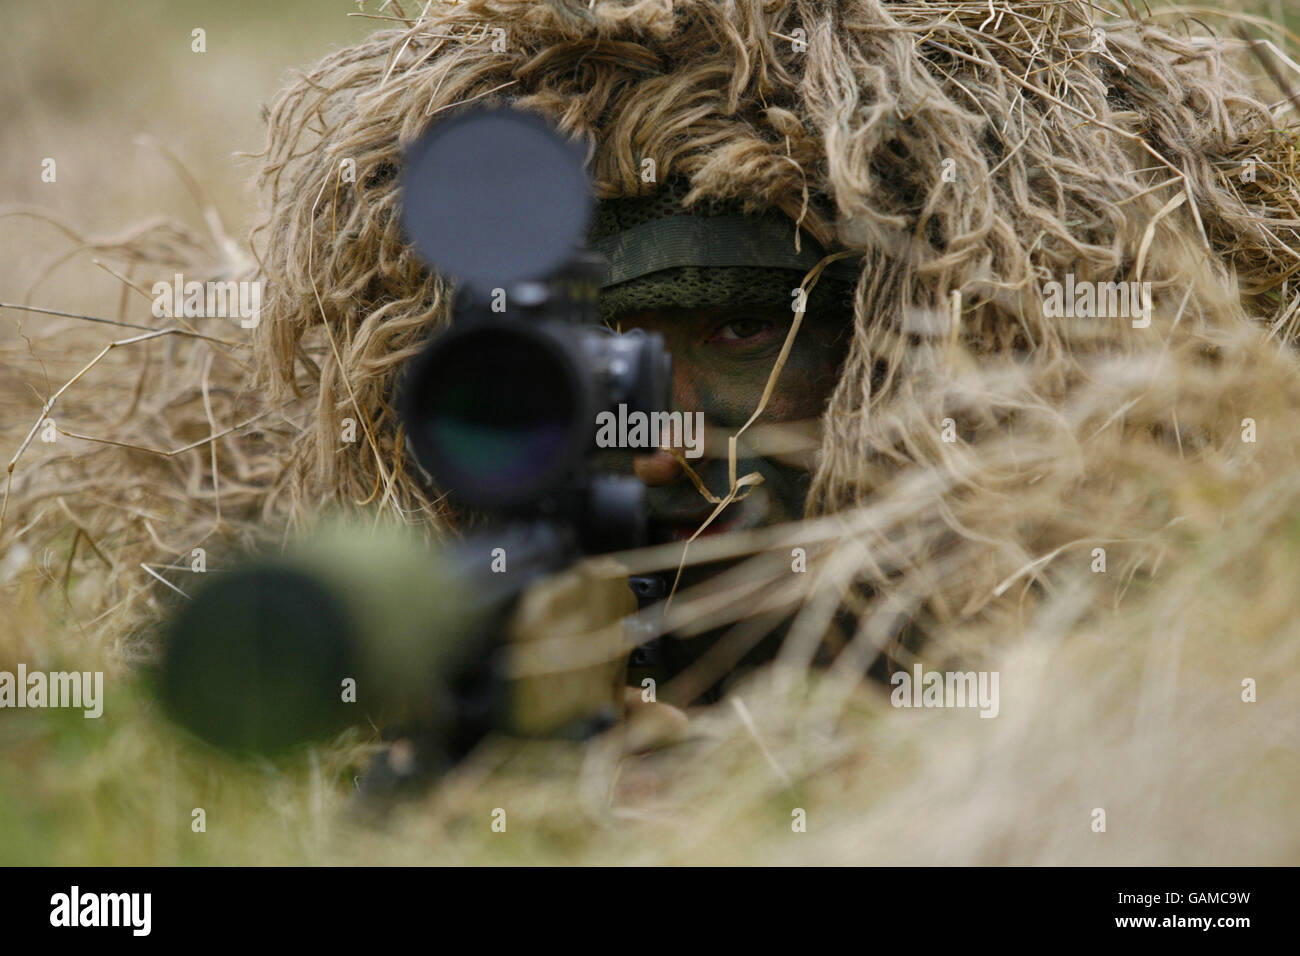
(588, 178, 859, 323)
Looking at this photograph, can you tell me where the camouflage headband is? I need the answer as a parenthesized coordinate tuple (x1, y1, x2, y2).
(588, 178, 860, 323)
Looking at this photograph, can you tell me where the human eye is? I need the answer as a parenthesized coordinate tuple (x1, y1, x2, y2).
(704, 315, 785, 346)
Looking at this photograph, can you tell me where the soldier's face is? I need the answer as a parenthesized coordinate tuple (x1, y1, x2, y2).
(614, 302, 848, 544)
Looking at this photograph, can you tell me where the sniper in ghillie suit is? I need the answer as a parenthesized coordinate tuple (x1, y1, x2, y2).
(0, 0, 1298, 873)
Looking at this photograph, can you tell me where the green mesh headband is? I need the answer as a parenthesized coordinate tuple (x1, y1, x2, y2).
(588, 178, 860, 323)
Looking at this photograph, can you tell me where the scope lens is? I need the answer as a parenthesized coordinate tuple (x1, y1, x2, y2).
(409, 326, 584, 505)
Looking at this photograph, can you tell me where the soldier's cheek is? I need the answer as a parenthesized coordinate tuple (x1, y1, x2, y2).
(678, 361, 782, 429)
(675, 348, 831, 432)
(762, 346, 843, 421)
(668, 364, 732, 429)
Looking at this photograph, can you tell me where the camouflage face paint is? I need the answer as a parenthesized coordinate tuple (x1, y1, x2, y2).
(615, 302, 850, 544)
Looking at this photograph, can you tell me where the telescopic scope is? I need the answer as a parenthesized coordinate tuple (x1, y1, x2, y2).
(397, 107, 673, 542)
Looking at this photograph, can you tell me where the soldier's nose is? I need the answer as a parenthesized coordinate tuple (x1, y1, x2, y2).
(633, 449, 682, 486)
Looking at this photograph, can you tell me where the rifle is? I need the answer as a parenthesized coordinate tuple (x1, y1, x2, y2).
(158, 107, 674, 795)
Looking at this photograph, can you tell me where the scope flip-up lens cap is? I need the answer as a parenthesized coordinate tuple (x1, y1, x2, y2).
(399, 107, 594, 295)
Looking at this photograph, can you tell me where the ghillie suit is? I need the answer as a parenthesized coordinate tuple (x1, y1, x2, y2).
(3, 1, 1299, 863)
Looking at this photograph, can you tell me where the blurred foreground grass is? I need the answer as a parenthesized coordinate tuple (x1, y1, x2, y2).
(2, 470, 1297, 865)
